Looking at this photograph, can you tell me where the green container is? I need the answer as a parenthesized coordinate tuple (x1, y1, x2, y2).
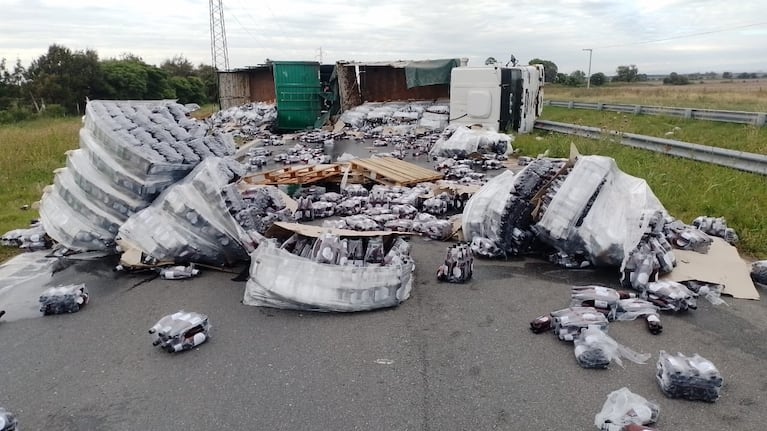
(272, 61, 322, 131)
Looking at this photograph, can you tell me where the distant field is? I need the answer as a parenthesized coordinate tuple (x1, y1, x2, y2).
(544, 80, 767, 112)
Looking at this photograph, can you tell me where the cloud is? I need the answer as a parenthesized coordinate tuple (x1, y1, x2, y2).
(0, 0, 765, 74)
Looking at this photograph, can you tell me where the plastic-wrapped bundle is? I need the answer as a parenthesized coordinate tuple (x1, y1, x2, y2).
(752, 260, 767, 289)
(1, 223, 50, 251)
(415, 219, 453, 240)
(534, 156, 666, 267)
(644, 280, 697, 312)
(594, 387, 660, 431)
(418, 112, 449, 130)
(620, 216, 676, 292)
(311, 232, 344, 264)
(663, 218, 713, 253)
(40, 188, 116, 251)
(429, 125, 512, 158)
(364, 237, 385, 264)
(570, 286, 630, 320)
(342, 215, 380, 231)
(39, 284, 89, 315)
(53, 168, 124, 235)
(319, 192, 344, 203)
(343, 184, 368, 197)
(0, 407, 17, 431)
(549, 251, 590, 269)
(294, 196, 315, 221)
(149, 311, 210, 353)
(550, 306, 609, 341)
(118, 158, 251, 266)
(422, 197, 448, 215)
(384, 219, 414, 232)
(573, 326, 650, 369)
(470, 236, 504, 258)
(656, 350, 722, 402)
(243, 239, 414, 312)
(391, 204, 418, 219)
(615, 298, 659, 321)
(311, 201, 335, 218)
(437, 243, 473, 283)
(679, 280, 728, 306)
(370, 213, 398, 227)
(336, 197, 367, 217)
(693, 216, 738, 244)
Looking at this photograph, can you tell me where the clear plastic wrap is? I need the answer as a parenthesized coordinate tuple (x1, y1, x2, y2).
(573, 326, 650, 369)
(644, 280, 697, 312)
(437, 243, 473, 283)
(0, 407, 18, 431)
(461, 170, 517, 245)
(149, 311, 211, 353)
(117, 157, 250, 266)
(693, 216, 738, 244)
(656, 350, 723, 402)
(429, 125, 512, 158)
(40, 188, 115, 251)
(1, 223, 50, 251)
(594, 387, 659, 431)
(39, 283, 89, 315)
(243, 239, 414, 312)
(550, 306, 609, 341)
(570, 285, 626, 320)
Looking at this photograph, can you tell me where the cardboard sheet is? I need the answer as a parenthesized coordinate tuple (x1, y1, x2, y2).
(265, 221, 410, 242)
(662, 237, 760, 300)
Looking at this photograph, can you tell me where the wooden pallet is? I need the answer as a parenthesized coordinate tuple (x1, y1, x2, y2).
(248, 164, 345, 185)
(349, 157, 443, 187)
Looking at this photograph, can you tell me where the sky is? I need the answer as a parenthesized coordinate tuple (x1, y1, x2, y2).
(1, 0, 766, 75)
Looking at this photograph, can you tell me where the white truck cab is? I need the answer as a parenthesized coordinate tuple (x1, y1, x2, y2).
(449, 64, 544, 133)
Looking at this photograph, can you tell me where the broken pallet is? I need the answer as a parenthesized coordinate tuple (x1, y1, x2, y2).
(349, 157, 443, 187)
(250, 164, 345, 185)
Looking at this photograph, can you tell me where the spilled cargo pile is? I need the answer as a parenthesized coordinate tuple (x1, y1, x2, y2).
(243, 225, 414, 312)
(208, 102, 277, 139)
(39, 100, 234, 252)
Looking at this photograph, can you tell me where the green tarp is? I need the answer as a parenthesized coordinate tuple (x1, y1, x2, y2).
(404, 58, 461, 88)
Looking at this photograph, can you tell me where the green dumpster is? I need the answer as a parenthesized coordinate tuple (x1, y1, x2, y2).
(272, 61, 322, 131)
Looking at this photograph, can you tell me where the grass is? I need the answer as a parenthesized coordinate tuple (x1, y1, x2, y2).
(513, 131, 767, 259)
(544, 81, 767, 112)
(539, 107, 767, 154)
(0, 117, 81, 262)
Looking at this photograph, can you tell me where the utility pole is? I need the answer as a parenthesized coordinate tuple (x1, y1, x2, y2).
(209, 0, 230, 71)
(583, 48, 593, 89)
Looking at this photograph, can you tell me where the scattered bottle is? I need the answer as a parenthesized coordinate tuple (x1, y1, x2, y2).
(530, 315, 552, 333)
(645, 314, 663, 335)
(0, 407, 18, 431)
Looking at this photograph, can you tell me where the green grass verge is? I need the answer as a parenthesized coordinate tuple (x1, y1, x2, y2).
(540, 106, 767, 154)
(513, 131, 767, 259)
(0, 117, 81, 263)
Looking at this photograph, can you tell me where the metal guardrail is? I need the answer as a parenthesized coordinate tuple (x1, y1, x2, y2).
(534, 120, 767, 176)
(544, 100, 767, 127)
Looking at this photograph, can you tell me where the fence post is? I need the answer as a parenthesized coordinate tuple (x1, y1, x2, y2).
(568, 101, 574, 109)
(684, 109, 693, 119)
(634, 105, 641, 115)
(756, 113, 766, 127)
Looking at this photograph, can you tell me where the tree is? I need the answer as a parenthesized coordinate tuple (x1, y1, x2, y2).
(613, 64, 639, 82)
(722, 71, 732, 79)
(663, 72, 689, 85)
(555, 73, 568, 84)
(170, 76, 206, 105)
(194, 63, 218, 104)
(161, 55, 195, 77)
(100, 57, 175, 100)
(26, 44, 104, 114)
(589, 72, 607, 86)
(529, 58, 558, 83)
(566, 70, 586, 87)
(736, 72, 752, 79)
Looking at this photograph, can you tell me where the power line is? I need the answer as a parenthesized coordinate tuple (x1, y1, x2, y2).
(222, 3, 263, 44)
(596, 21, 767, 49)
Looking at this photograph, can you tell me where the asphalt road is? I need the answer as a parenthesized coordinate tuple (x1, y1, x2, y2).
(1, 237, 766, 430)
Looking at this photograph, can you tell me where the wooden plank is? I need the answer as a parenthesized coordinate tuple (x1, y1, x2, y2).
(350, 157, 443, 186)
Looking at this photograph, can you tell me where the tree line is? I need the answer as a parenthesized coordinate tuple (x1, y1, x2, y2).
(0, 44, 217, 123)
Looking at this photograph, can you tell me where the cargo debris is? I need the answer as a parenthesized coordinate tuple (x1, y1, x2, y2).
(656, 350, 722, 402)
(594, 387, 660, 431)
(573, 326, 650, 369)
(39, 284, 89, 315)
(0, 407, 17, 431)
(149, 311, 211, 353)
(243, 223, 414, 312)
